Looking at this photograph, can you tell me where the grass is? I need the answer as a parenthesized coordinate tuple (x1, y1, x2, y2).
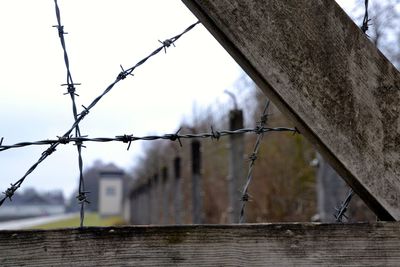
(28, 213, 126, 229)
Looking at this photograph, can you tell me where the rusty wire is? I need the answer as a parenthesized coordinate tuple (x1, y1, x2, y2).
(0, 17, 201, 209)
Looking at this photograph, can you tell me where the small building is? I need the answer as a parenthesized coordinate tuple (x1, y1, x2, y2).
(98, 169, 124, 217)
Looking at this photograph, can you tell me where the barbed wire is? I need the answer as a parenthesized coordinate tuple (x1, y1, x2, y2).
(53, 0, 87, 227)
(333, 0, 369, 223)
(239, 100, 271, 223)
(0, 19, 201, 208)
(0, 126, 297, 152)
(361, 0, 371, 34)
(334, 188, 354, 222)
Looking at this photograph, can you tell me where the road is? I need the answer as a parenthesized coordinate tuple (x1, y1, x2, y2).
(0, 213, 78, 230)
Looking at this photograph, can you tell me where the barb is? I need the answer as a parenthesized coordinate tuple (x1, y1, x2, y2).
(0, 126, 297, 151)
(53, 0, 87, 227)
(0, 20, 201, 208)
(334, 188, 354, 222)
(239, 100, 271, 223)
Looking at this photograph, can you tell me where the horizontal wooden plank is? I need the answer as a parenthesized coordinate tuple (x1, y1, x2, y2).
(1, 223, 400, 266)
(181, 0, 400, 220)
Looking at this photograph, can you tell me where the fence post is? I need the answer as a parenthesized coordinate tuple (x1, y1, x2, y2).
(146, 179, 152, 224)
(191, 140, 203, 224)
(133, 187, 139, 224)
(174, 156, 182, 224)
(173, 157, 182, 224)
(228, 109, 245, 223)
(135, 187, 143, 225)
(161, 166, 169, 224)
(129, 188, 138, 224)
(141, 184, 149, 224)
(151, 173, 159, 224)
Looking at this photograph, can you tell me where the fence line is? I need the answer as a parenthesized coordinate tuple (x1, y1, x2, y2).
(0, 2, 298, 227)
(0, 127, 296, 151)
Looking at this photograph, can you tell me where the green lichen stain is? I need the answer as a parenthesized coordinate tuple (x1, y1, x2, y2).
(165, 231, 187, 244)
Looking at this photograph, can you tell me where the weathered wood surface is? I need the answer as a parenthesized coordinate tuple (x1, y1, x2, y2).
(1, 223, 400, 266)
(182, 0, 400, 220)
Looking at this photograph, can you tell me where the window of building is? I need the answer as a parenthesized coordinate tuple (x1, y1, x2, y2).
(106, 186, 116, 196)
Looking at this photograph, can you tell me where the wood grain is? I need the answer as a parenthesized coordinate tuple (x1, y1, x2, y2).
(1, 223, 400, 266)
(181, 0, 400, 220)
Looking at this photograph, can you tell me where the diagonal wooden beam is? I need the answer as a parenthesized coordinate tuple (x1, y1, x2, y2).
(182, 0, 400, 220)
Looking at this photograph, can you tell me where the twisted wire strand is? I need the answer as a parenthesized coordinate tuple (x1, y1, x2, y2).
(0, 126, 297, 151)
(54, 0, 87, 227)
(239, 100, 271, 223)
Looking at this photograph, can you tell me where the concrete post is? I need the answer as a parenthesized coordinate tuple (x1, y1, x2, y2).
(174, 157, 182, 224)
(228, 109, 245, 223)
(191, 140, 203, 224)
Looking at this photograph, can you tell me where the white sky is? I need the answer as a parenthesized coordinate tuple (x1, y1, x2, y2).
(0, 0, 355, 199)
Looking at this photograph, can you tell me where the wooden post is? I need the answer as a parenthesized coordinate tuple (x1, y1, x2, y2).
(173, 156, 182, 224)
(182, 0, 400, 220)
(191, 140, 203, 224)
(228, 109, 245, 223)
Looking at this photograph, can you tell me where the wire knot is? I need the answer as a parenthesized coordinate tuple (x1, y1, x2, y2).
(249, 153, 257, 162)
(210, 126, 221, 140)
(73, 135, 87, 148)
(241, 192, 250, 202)
(255, 126, 265, 135)
(117, 65, 133, 81)
(80, 105, 89, 118)
(166, 128, 182, 147)
(53, 25, 67, 37)
(3, 184, 17, 201)
(117, 71, 128, 80)
(62, 83, 80, 96)
(117, 134, 133, 150)
(57, 136, 71, 144)
(76, 191, 90, 204)
(159, 39, 176, 53)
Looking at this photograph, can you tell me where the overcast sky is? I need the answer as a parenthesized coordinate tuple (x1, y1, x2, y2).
(0, 0, 356, 199)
